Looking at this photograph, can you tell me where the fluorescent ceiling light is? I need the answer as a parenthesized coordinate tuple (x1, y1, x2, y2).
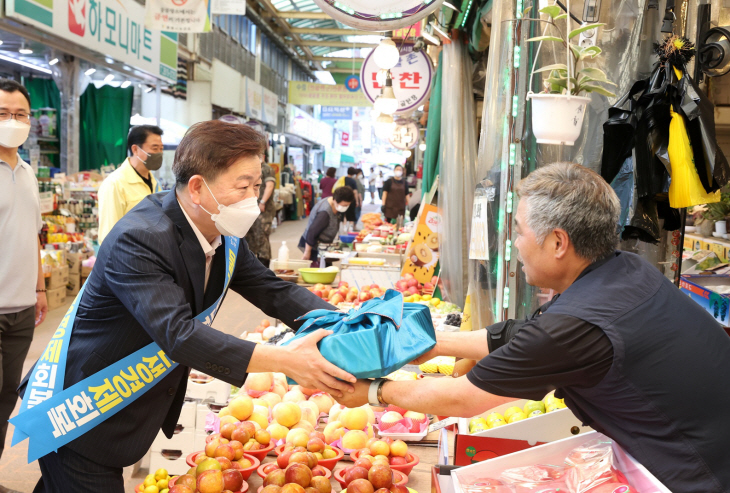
(84, 68, 96, 76)
(422, 30, 440, 45)
(104, 74, 114, 83)
(49, 58, 59, 66)
(120, 80, 131, 88)
(443, 1, 460, 11)
(0, 53, 52, 74)
(19, 48, 33, 55)
(145, 86, 154, 93)
(0, 41, 4, 46)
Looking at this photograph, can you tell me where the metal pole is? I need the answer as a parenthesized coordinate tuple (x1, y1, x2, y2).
(155, 83, 162, 127)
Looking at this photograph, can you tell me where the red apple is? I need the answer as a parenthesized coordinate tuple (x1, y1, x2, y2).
(222, 469, 244, 491)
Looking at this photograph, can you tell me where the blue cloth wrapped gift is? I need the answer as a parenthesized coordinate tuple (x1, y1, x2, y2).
(283, 289, 436, 382)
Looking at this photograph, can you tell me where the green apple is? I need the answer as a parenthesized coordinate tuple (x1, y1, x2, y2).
(523, 400, 546, 416)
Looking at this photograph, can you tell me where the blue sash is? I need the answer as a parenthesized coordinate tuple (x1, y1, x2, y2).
(11, 236, 240, 463)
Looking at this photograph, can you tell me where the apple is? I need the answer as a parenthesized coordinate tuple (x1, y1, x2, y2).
(368, 463, 394, 489)
(223, 469, 244, 491)
(338, 281, 349, 288)
(346, 291, 358, 302)
(344, 466, 369, 487)
(197, 469, 224, 493)
(348, 479, 375, 493)
(285, 462, 313, 488)
(389, 457, 407, 466)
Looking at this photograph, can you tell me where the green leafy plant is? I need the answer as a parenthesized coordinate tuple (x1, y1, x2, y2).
(525, 5, 617, 97)
(701, 193, 730, 222)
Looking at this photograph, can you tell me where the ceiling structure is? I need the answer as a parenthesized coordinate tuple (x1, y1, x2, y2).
(247, 0, 381, 75)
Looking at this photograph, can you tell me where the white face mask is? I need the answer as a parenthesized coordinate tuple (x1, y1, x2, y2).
(336, 204, 349, 213)
(199, 179, 260, 238)
(394, 170, 403, 178)
(0, 119, 30, 148)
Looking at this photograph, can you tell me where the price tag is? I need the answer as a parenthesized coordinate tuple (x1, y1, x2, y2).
(428, 416, 458, 434)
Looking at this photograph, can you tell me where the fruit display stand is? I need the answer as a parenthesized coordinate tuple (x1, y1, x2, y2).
(340, 263, 403, 291)
(454, 399, 592, 466)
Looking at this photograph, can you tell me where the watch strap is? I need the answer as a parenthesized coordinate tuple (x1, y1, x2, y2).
(368, 378, 385, 407)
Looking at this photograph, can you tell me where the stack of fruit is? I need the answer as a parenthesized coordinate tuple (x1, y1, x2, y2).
(468, 394, 568, 434)
(322, 405, 379, 448)
(181, 433, 257, 493)
(306, 282, 384, 306)
(418, 357, 456, 376)
(276, 430, 341, 466)
(336, 455, 410, 493)
(135, 468, 173, 493)
(393, 274, 436, 299)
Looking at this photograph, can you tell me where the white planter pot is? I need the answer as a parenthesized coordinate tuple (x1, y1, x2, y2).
(527, 93, 591, 146)
(716, 220, 727, 235)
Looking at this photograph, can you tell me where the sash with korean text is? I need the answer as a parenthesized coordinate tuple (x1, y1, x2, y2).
(11, 236, 239, 462)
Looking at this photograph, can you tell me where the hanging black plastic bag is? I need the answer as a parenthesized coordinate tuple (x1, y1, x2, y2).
(675, 67, 730, 193)
(601, 80, 647, 184)
(634, 64, 672, 199)
(622, 197, 661, 244)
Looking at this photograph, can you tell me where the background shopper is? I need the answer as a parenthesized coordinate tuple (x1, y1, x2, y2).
(299, 186, 355, 266)
(98, 125, 164, 242)
(375, 170, 384, 200)
(354, 169, 365, 223)
(343, 167, 361, 229)
(0, 79, 46, 493)
(368, 167, 378, 203)
(319, 167, 337, 198)
(381, 164, 411, 221)
(245, 161, 277, 268)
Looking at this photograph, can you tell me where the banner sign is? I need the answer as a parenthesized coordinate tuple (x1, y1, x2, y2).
(287, 104, 333, 147)
(145, 0, 210, 32)
(11, 236, 239, 462)
(288, 82, 371, 107)
(262, 87, 279, 126)
(5, 0, 178, 82)
(341, 132, 350, 147)
(321, 106, 353, 120)
(245, 77, 263, 120)
(392, 22, 422, 40)
(360, 45, 433, 114)
(389, 120, 419, 150)
(210, 0, 246, 15)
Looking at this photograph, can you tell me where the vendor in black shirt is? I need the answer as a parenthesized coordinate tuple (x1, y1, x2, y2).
(343, 167, 361, 228)
(337, 162, 730, 492)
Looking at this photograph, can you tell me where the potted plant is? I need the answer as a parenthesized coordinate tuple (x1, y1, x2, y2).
(700, 201, 730, 237)
(524, 4, 617, 145)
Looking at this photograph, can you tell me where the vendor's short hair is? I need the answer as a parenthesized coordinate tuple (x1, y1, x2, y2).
(0, 79, 31, 107)
(173, 120, 266, 188)
(326, 167, 337, 178)
(347, 167, 358, 176)
(128, 125, 163, 154)
(516, 162, 620, 263)
(333, 186, 355, 203)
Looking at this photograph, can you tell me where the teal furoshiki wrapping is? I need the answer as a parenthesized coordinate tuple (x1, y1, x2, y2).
(283, 289, 436, 382)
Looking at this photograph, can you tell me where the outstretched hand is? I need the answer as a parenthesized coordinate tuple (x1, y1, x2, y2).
(334, 379, 370, 408)
(283, 329, 356, 397)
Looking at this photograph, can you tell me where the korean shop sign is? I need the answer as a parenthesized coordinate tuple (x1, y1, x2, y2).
(288, 81, 371, 107)
(145, 0, 211, 33)
(6, 0, 178, 82)
(360, 45, 433, 114)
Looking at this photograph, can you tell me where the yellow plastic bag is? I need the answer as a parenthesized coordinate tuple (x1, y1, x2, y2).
(667, 106, 721, 208)
(331, 176, 346, 192)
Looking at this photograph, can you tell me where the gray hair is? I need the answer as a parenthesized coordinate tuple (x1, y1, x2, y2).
(516, 162, 620, 263)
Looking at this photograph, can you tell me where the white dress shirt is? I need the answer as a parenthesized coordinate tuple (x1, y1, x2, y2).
(177, 199, 222, 291)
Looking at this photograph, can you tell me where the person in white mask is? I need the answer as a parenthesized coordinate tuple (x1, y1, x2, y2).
(24, 121, 356, 493)
(0, 79, 45, 493)
(98, 125, 164, 243)
(299, 186, 355, 265)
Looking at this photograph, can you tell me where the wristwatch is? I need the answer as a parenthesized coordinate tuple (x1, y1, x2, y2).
(368, 378, 387, 407)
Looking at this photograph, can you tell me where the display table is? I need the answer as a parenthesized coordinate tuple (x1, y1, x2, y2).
(685, 233, 730, 261)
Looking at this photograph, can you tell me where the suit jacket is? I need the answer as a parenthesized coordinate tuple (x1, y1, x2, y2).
(23, 190, 332, 467)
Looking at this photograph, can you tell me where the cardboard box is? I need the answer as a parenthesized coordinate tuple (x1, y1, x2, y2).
(450, 431, 670, 492)
(680, 275, 730, 326)
(46, 286, 67, 311)
(67, 273, 81, 296)
(66, 251, 91, 274)
(454, 399, 591, 466)
(81, 265, 93, 277)
(46, 265, 70, 290)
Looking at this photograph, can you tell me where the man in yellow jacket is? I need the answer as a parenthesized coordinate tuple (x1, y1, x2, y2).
(98, 125, 164, 242)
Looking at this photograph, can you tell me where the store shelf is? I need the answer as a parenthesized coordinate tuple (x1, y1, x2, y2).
(40, 150, 59, 155)
(36, 136, 59, 142)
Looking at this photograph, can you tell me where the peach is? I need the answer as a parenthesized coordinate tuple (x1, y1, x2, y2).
(228, 395, 254, 421)
(368, 464, 393, 490)
(370, 441, 390, 457)
(286, 428, 310, 448)
(255, 429, 271, 445)
(344, 466, 369, 487)
(361, 405, 376, 426)
(309, 394, 334, 414)
(274, 402, 302, 428)
(348, 478, 375, 493)
(328, 404, 345, 422)
(262, 487, 282, 493)
(310, 476, 332, 493)
(267, 423, 289, 441)
(341, 430, 369, 451)
(262, 392, 283, 408)
(281, 484, 306, 493)
(250, 412, 270, 430)
(283, 388, 307, 403)
(197, 469, 224, 493)
(323, 421, 345, 444)
(299, 401, 320, 427)
(222, 469, 244, 491)
(264, 469, 287, 487)
(285, 462, 313, 488)
(245, 372, 274, 393)
(307, 438, 325, 453)
(389, 440, 408, 458)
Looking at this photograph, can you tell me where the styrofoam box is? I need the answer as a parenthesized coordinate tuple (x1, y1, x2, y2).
(378, 427, 428, 442)
(450, 431, 670, 493)
(151, 429, 195, 452)
(195, 429, 208, 452)
(186, 375, 230, 403)
(178, 399, 197, 429)
(149, 449, 191, 476)
(457, 399, 591, 443)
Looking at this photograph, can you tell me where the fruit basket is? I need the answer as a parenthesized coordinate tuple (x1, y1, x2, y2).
(274, 444, 345, 471)
(349, 450, 420, 476)
(299, 267, 339, 284)
(257, 462, 333, 480)
(186, 452, 260, 480)
(334, 468, 408, 489)
(340, 234, 358, 244)
(169, 475, 250, 493)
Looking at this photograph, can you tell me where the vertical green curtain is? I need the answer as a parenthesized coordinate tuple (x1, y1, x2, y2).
(422, 51, 443, 196)
(80, 85, 134, 171)
(25, 78, 61, 167)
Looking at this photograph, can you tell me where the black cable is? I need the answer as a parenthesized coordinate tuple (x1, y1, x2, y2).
(554, 0, 582, 25)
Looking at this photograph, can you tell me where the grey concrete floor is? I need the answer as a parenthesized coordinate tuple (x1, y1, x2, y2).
(0, 216, 311, 493)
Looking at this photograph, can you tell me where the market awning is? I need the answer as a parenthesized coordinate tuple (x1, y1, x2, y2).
(341, 154, 356, 163)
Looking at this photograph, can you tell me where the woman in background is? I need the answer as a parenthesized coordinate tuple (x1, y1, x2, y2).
(299, 186, 355, 266)
(381, 165, 411, 222)
(319, 167, 337, 198)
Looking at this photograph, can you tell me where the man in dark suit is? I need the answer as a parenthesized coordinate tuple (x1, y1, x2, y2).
(27, 121, 355, 492)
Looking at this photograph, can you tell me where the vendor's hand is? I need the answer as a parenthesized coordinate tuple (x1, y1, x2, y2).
(259, 202, 266, 213)
(283, 329, 356, 397)
(302, 252, 311, 261)
(334, 379, 370, 408)
(35, 292, 48, 326)
(410, 342, 441, 365)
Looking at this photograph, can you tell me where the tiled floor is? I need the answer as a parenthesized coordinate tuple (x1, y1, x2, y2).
(0, 215, 314, 492)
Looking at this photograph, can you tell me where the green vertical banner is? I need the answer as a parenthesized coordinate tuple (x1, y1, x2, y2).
(25, 78, 61, 167)
(80, 85, 134, 171)
(422, 51, 443, 197)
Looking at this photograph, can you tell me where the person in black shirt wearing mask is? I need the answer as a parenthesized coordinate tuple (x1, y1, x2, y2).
(336, 162, 730, 492)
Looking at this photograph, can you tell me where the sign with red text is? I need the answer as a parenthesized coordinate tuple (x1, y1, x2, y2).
(341, 132, 350, 147)
(360, 45, 433, 114)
